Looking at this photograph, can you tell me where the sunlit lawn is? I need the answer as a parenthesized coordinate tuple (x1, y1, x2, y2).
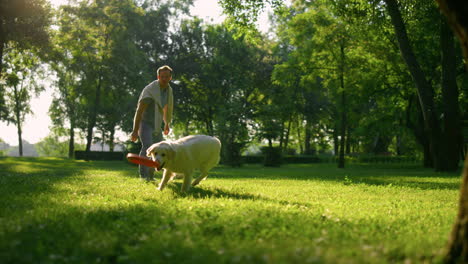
(0, 157, 462, 263)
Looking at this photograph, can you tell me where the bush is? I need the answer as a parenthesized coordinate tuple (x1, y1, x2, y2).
(283, 155, 322, 163)
(262, 147, 282, 167)
(222, 142, 243, 167)
(75, 151, 125, 161)
(356, 155, 420, 163)
(240, 154, 420, 165)
(125, 140, 140, 154)
(242, 155, 263, 164)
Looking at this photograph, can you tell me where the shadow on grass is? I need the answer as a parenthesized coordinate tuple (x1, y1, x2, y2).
(348, 177, 462, 191)
(0, 158, 452, 263)
(166, 182, 324, 210)
(0, 157, 462, 198)
(0, 196, 444, 264)
(0, 157, 139, 211)
(211, 163, 462, 191)
(167, 182, 263, 200)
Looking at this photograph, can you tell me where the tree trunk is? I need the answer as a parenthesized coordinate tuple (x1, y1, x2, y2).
(338, 43, 346, 169)
(441, 16, 462, 170)
(333, 122, 339, 157)
(85, 74, 103, 152)
(384, 0, 446, 171)
(284, 114, 293, 153)
(434, 1, 468, 262)
(0, 19, 7, 120)
(435, 0, 468, 69)
(109, 127, 115, 152)
(445, 154, 468, 263)
(17, 122, 23, 157)
(373, 134, 391, 155)
(297, 117, 304, 154)
(396, 119, 402, 156)
(13, 84, 23, 156)
(65, 75, 76, 159)
(346, 126, 351, 155)
(415, 107, 433, 168)
(305, 117, 312, 155)
(0, 16, 5, 76)
(68, 119, 75, 159)
(207, 107, 214, 136)
(406, 94, 433, 167)
(279, 121, 285, 149)
(205, 110, 214, 136)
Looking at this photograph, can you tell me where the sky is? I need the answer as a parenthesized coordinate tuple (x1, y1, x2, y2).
(0, 0, 272, 146)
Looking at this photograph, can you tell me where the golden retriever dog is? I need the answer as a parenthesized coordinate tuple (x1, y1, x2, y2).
(146, 135, 221, 192)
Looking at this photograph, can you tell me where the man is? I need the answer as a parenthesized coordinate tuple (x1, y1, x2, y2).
(130, 65, 174, 181)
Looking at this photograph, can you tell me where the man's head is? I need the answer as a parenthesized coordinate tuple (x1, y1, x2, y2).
(157, 65, 172, 87)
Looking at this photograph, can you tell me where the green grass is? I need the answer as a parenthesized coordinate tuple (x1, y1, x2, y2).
(0, 157, 462, 263)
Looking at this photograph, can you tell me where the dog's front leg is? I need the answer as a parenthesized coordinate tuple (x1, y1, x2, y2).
(158, 169, 173, 191)
(181, 171, 193, 192)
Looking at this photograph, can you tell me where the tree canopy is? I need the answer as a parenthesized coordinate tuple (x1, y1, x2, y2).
(5, 0, 466, 171)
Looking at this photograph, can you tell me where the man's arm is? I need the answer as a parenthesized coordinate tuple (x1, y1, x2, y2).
(130, 101, 148, 142)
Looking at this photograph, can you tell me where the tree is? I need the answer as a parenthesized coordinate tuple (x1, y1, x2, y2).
(273, 1, 374, 167)
(434, 0, 468, 262)
(0, 0, 51, 121)
(164, 18, 208, 137)
(435, 0, 468, 66)
(169, 18, 273, 165)
(35, 127, 85, 157)
(383, 0, 462, 171)
(93, 0, 152, 152)
(3, 47, 44, 156)
(219, 0, 284, 30)
(52, 0, 179, 154)
(48, 61, 82, 158)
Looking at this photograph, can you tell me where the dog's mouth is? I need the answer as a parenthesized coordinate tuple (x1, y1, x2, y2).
(157, 162, 165, 171)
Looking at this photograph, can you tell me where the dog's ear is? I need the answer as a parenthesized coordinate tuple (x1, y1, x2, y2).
(146, 143, 158, 157)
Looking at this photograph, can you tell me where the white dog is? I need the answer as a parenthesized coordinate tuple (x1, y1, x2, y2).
(146, 135, 221, 192)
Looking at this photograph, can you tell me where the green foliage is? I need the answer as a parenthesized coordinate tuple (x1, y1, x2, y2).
(0, 138, 7, 156)
(242, 154, 421, 165)
(261, 146, 283, 167)
(124, 140, 140, 154)
(74, 150, 125, 161)
(170, 21, 271, 164)
(3, 47, 44, 118)
(268, 0, 452, 160)
(0, 158, 460, 263)
(255, 104, 283, 144)
(51, 0, 187, 151)
(219, 0, 287, 31)
(0, 0, 51, 49)
(0, 0, 52, 121)
(35, 128, 85, 157)
(35, 136, 70, 158)
(3, 0, 462, 168)
(2, 47, 45, 153)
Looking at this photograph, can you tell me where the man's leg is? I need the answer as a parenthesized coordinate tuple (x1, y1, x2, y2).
(138, 122, 155, 180)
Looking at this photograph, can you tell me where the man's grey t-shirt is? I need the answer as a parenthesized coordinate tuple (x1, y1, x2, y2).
(141, 87, 168, 128)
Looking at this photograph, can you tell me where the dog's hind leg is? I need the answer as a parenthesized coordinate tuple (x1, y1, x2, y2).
(181, 171, 193, 192)
(192, 170, 208, 187)
(158, 169, 173, 191)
